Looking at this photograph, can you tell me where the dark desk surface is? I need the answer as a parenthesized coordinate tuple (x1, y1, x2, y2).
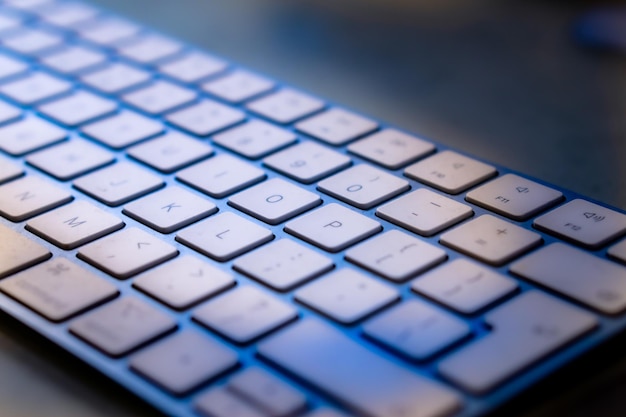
(1, 0, 625, 416)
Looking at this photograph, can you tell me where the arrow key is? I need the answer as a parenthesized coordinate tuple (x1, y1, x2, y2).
(78, 227, 178, 279)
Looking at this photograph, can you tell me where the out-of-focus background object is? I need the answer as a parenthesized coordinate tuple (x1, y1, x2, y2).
(0, 0, 626, 416)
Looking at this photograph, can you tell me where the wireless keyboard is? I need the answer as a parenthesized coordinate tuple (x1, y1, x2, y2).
(1, 1, 626, 416)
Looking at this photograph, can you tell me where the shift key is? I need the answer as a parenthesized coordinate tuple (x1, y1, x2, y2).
(258, 319, 461, 417)
(438, 291, 597, 395)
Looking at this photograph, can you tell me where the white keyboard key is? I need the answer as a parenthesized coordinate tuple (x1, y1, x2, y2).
(194, 286, 297, 343)
(0, 72, 71, 105)
(285, 203, 381, 252)
(202, 70, 274, 103)
(117, 34, 182, 64)
(2, 28, 63, 55)
(438, 291, 597, 394)
(0, 115, 66, 156)
(166, 99, 245, 136)
(466, 174, 563, 221)
(0, 54, 27, 80)
(263, 141, 351, 184)
(212, 119, 296, 159)
(405, 150, 497, 194)
(258, 319, 461, 417)
(0, 222, 50, 278)
(122, 80, 197, 115)
(195, 387, 266, 417)
(81, 62, 151, 94)
(440, 214, 542, 265)
(295, 269, 398, 324)
(533, 199, 626, 248)
(234, 239, 333, 291)
(73, 162, 163, 206)
(228, 367, 307, 417)
(295, 108, 378, 146)
(130, 331, 238, 395)
(78, 227, 178, 279)
(176, 154, 265, 198)
(0, 155, 22, 183)
(0, 99, 20, 124)
(78, 17, 139, 45)
(0, 257, 117, 321)
(26, 139, 114, 180)
(412, 259, 518, 314)
(40, 45, 106, 74)
(376, 188, 473, 236)
(176, 211, 273, 261)
(317, 164, 409, 210)
(127, 130, 213, 173)
(38, 90, 117, 127)
(133, 255, 234, 310)
(246, 88, 324, 124)
(346, 230, 447, 282)
(81, 110, 163, 149)
(363, 299, 470, 360)
(609, 238, 626, 264)
(38, 2, 98, 27)
(228, 178, 321, 225)
(159, 52, 227, 83)
(0, 175, 72, 221)
(0, 13, 22, 33)
(511, 243, 626, 314)
(70, 296, 176, 357)
(348, 128, 435, 169)
(123, 186, 217, 233)
(26, 200, 124, 249)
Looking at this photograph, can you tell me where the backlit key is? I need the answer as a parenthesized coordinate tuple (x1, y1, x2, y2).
(0, 72, 71, 105)
(159, 52, 227, 83)
(41, 45, 106, 74)
(38, 90, 117, 127)
(26, 139, 114, 180)
(166, 99, 245, 136)
(212, 119, 296, 159)
(81, 63, 151, 94)
(0, 116, 66, 156)
(123, 80, 196, 115)
(117, 34, 182, 64)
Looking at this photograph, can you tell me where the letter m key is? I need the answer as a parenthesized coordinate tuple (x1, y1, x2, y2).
(63, 216, 86, 228)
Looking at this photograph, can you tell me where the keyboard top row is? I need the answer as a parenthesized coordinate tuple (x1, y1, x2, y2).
(1, 1, 626, 417)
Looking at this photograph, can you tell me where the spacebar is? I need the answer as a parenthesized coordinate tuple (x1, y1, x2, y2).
(258, 319, 462, 417)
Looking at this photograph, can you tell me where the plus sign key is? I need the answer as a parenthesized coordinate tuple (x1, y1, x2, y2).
(440, 215, 542, 265)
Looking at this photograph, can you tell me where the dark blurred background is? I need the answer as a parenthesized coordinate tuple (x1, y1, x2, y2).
(1, 0, 626, 416)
